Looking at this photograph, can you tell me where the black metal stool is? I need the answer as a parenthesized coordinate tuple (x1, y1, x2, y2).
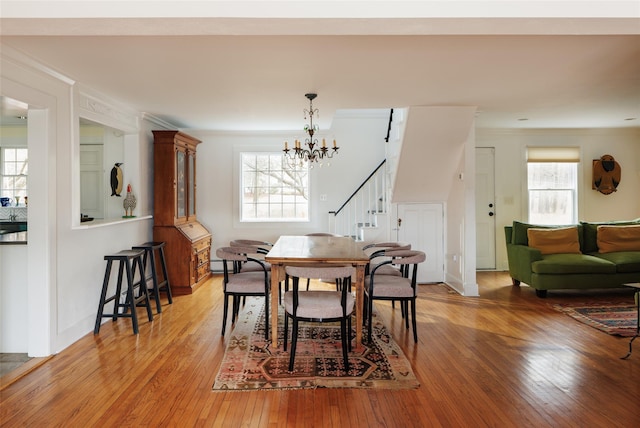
(132, 241, 173, 313)
(94, 249, 154, 334)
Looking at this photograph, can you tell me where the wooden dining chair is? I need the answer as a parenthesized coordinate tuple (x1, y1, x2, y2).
(365, 249, 426, 344)
(283, 265, 355, 372)
(229, 239, 273, 273)
(363, 241, 412, 276)
(364, 242, 412, 313)
(216, 246, 270, 340)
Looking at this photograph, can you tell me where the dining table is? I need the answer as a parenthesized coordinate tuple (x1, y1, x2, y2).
(265, 235, 370, 349)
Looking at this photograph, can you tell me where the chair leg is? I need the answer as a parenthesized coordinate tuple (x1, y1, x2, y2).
(221, 294, 229, 336)
(367, 295, 374, 344)
(347, 316, 353, 352)
(146, 249, 162, 313)
(289, 318, 299, 372)
(363, 293, 367, 321)
(411, 298, 418, 343)
(341, 319, 350, 372)
(264, 292, 269, 341)
(404, 301, 410, 329)
(231, 296, 239, 324)
(283, 313, 289, 351)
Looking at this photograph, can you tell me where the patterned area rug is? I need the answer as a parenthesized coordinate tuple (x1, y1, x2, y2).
(552, 302, 638, 337)
(212, 298, 419, 391)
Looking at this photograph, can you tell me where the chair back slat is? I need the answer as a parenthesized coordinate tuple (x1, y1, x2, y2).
(382, 249, 426, 264)
(216, 246, 250, 261)
(285, 265, 354, 280)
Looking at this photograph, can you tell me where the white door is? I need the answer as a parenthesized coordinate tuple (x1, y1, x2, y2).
(397, 203, 444, 283)
(80, 145, 105, 219)
(475, 147, 496, 269)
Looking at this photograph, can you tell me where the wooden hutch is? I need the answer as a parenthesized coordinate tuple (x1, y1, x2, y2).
(152, 130, 212, 295)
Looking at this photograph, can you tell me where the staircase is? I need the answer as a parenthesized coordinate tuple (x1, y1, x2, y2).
(329, 159, 389, 241)
(329, 109, 397, 242)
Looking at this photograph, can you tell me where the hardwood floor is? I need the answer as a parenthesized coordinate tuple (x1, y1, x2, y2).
(1, 271, 639, 427)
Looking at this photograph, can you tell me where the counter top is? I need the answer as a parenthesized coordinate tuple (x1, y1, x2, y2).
(0, 231, 28, 245)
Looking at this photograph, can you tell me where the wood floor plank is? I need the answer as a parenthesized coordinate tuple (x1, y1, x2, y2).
(1, 272, 639, 427)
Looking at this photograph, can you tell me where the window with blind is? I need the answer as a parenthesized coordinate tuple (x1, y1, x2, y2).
(527, 146, 579, 225)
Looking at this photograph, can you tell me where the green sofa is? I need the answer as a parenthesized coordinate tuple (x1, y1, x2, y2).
(505, 219, 640, 297)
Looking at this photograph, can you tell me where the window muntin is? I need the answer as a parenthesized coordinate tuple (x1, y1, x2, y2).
(240, 153, 309, 222)
(1, 147, 28, 203)
(527, 162, 577, 225)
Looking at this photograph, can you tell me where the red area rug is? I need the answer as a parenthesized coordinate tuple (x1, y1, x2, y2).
(552, 302, 638, 337)
(212, 298, 419, 391)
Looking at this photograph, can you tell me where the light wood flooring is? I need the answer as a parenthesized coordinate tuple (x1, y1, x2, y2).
(1, 271, 639, 427)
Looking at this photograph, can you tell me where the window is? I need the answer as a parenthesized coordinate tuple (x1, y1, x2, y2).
(527, 147, 579, 225)
(1, 147, 28, 204)
(241, 153, 309, 222)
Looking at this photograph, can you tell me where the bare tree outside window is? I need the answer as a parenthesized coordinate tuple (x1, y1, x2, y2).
(241, 153, 309, 221)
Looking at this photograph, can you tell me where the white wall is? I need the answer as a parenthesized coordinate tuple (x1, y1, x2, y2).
(1, 45, 155, 355)
(0, 245, 28, 352)
(190, 110, 388, 264)
(444, 124, 478, 296)
(476, 128, 640, 271)
(389, 106, 478, 295)
(0, 125, 29, 352)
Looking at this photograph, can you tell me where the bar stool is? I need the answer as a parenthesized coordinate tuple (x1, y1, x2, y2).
(132, 241, 173, 313)
(94, 249, 154, 335)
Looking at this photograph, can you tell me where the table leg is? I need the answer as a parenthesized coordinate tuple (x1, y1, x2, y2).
(270, 264, 282, 348)
(354, 265, 365, 348)
(621, 290, 640, 360)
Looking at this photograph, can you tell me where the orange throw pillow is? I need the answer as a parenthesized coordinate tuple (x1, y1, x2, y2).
(527, 227, 581, 255)
(597, 225, 640, 253)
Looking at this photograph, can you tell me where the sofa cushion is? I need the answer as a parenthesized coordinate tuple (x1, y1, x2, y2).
(581, 218, 640, 253)
(531, 253, 617, 275)
(597, 225, 640, 253)
(512, 221, 582, 247)
(527, 226, 581, 255)
(590, 251, 640, 273)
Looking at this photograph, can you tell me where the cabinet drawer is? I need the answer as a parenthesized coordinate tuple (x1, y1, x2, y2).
(197, 248, 210, 266)
(192, 238, 210, 254)
(196, 262, 210, 282)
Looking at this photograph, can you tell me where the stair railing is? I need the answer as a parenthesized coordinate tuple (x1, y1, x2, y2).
(329, 159, 388, 239)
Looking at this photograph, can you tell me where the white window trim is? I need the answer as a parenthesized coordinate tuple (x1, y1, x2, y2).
(522, 145, 584, 225)
(1, 147, 28, 203)
(232, 145, 316, 230)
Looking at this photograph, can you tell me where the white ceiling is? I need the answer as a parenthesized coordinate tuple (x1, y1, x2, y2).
(1, 2, 639, 131)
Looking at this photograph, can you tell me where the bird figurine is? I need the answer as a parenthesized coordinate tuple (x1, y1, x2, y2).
(110, 162, 123, 196)
(123, 184, 137, 217)
(593, 154, 621, 195)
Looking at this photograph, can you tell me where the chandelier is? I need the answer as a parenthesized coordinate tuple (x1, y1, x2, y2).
(283, 93, 338, 168)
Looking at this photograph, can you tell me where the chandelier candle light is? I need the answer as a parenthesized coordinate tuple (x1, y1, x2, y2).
(283, 93, 338, 168)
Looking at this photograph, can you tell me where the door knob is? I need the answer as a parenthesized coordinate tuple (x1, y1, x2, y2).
(489, 212, 494, 216)
(397, 218, 402, 227)
(489, 203, 493, 208)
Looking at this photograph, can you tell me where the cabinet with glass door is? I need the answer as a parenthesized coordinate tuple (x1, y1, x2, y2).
(153, 130, 211, 295)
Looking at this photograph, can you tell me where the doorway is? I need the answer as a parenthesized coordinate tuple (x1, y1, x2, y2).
(475, 147, 496, 269)
(396, 203, 444, 283)
(80, 144, 105, 219)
